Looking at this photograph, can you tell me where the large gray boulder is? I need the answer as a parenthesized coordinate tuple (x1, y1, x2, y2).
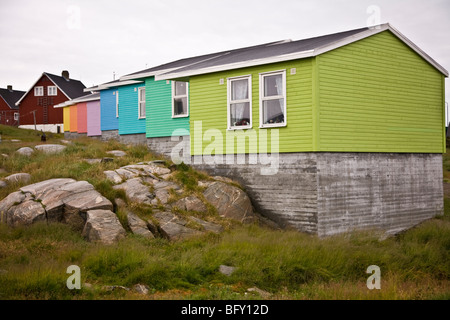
(82, 209, 127, 244)
(34, 144, 66, 154)
(1, 178, 113, 230)
(203, 182, 256, 223)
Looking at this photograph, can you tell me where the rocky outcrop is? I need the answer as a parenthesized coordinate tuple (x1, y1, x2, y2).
(173, 196, 207, 213)
(203, 182, 256, 223)
(0, 178, 113, 234)
(82, 209, 127, 244)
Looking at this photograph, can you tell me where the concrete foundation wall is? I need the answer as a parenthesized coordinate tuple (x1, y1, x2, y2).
(147, 136, 190, 163)
(192, 152, 443, 236)
(100, 130, 119, 141)
(119, 133, 147, 145)
(64, 132, 87, 139)
(316, 153, 443, 237)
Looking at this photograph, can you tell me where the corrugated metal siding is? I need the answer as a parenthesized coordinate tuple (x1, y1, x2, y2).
(189, 59, 314, 155)
(63, 106, 70, 132)
(317, 30, 444, 153)
(100, 89, 118, 131)
(77, 102, 87, 133)
(146, 77, 190, 138)
(87, 100, 101, 136)
(118, 83, 146, 135)
(69, 104, 77, 132)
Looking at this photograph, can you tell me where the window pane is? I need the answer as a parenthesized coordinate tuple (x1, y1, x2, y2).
(139, 102, 146, 117)
(263, 99, 284, 124)
(140, 88, 145, 101)
(230, 102, 250, 127)
(231, 79, 248, 101)
(264, 74, 283, 97)
(174, 97, 187, 116)
(175, 82, 187, 96)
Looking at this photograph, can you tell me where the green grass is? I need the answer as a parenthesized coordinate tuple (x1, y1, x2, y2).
(0, 125, 449, 300)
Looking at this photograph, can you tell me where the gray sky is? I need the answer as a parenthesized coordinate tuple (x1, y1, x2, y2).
(1, 0, 449, 105)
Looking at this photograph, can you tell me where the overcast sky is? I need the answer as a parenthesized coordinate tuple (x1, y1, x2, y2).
(1, 0, 449, 104)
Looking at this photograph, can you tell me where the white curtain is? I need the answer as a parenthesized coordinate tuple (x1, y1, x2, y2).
(232, 79, 248, 122)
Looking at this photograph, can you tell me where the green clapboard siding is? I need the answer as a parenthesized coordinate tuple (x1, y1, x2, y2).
(146, 77, 190, 138)
(189, 59, 314, 155)
(317, 30, 445, 153)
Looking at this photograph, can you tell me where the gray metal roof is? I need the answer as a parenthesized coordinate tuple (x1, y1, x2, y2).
(169, 27, 369, 75)
(0, 87, 25, 110)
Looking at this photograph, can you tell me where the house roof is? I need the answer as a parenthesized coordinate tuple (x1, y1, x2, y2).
(0, 87, 25, 110)
(54, 92, 100, 108)
(16, 72, 87, 106)
(155, 23, 448, 80)
(120, 39, 292, 81)
(83, 79, 144, 92)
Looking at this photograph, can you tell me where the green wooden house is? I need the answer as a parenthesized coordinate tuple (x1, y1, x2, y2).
(155, 24, 448, 237)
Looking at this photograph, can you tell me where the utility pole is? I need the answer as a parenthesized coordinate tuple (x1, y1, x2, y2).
(32, 110, 37, 131)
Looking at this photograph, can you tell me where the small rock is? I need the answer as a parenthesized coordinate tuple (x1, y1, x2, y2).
(1, 154, 8, 158)
(152, 189, 170, 205)
(60, 140, 73, 144)
(219, 265, 236, 276)
(132, 284, 149, 295)
(247, 287, 271, 298)
(0, 181, 7, 188)
(82, 209, 127, 244)
(84, 158, 102, 164)
(101, 157, 114, 163)
(11, 139, 21, 142)
(102, 285, 130, 292)
(6, 199, 46, 227)
(16, 147, 34, 156)
(4, 173, 31, 185)
(106, 150, 126, 157)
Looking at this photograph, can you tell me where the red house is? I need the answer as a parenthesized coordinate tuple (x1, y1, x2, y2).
(0, 85, 25, 126)
(15, 71, 87, 133)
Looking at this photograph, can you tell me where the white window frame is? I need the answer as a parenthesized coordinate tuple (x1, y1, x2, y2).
(47, 86, 57, 96)
(14, 112, 19, 121)
(115, 91, 119, 118)
(34, 86, 43, 96)
(259, 70, 287, 128)
(227, 75, 252, 130)
(172, 81, 189, 118)
(138, 87, 146, 119)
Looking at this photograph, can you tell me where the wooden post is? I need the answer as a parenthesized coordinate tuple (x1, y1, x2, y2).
(32, 110, 37, 131)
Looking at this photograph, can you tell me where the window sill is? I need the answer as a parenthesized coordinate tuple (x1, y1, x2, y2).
(138, 117, 146, 120)
(259, 123, 286, 129)
(227, 126, 253, 131)
(172, 114, 189, 119)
